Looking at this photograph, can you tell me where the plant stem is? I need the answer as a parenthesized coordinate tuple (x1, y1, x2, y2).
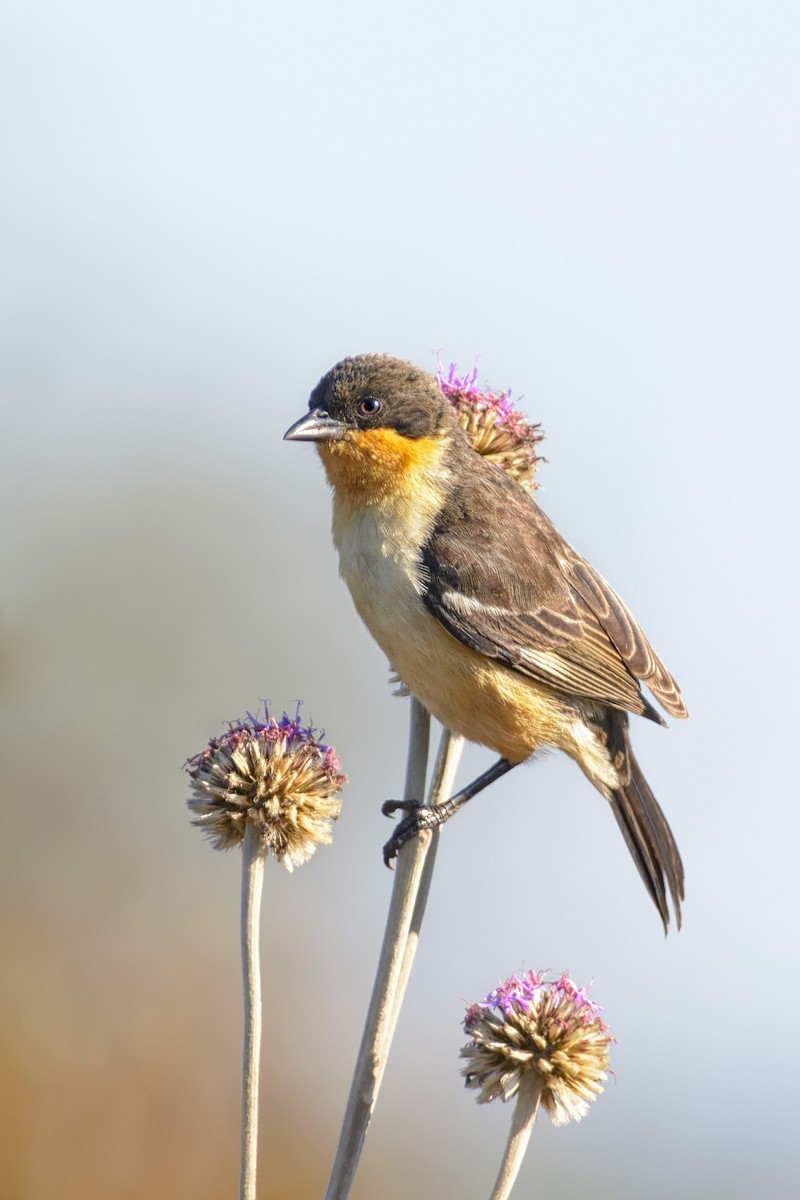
(239, 821, 266, 1200)
(324, 700, 464, 1200)
(488, 1071, 543, 1200)
(381, 722, 464, 1059)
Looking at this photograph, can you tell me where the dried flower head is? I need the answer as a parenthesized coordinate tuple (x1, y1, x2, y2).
(461, 970, 613, 1125)
(437, 362, 543, 491)
(185, 706, 346, 870)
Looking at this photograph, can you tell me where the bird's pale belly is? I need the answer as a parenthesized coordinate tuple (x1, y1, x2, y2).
(330, 475, 618, 790)
(342, 551, 572, 765)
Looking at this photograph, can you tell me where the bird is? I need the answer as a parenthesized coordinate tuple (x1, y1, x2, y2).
(284, 354, 688, 931)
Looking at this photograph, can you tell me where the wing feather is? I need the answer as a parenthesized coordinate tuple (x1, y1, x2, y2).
(420, 461, 687, 721)
(562, 552, 688, 718)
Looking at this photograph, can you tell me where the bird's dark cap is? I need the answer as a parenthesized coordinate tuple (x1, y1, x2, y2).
(286, 354, 453, 443)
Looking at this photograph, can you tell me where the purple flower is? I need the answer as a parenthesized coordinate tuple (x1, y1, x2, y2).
(461, 969, 614, 1125)
(185, 703, 346, 870)
(436, 361, 544, 492)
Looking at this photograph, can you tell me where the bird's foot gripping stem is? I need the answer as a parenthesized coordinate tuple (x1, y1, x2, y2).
(381, 756, 516, 867)
(381, 798, 462, 866)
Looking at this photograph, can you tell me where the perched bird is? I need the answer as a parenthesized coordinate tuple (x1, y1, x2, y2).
(285, 354, 688, 930)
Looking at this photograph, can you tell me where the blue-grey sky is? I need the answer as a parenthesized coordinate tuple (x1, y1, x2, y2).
(2, 3, 798, 1197)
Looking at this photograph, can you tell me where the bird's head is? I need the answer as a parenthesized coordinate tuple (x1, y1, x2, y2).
(284, 355, 456, 495)
(284, 354, 451, 444)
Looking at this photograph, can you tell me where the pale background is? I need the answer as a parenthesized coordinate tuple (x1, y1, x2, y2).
(2, 2, 798, 1197)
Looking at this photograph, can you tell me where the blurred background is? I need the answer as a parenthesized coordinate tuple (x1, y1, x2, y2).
(2, 2, 798, 1197)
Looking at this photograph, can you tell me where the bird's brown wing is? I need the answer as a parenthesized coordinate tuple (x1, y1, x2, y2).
(420, 468, 687, 722)
(559, 548, 688, 718)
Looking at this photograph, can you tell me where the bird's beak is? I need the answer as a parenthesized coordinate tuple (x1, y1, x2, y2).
(284, 407, 348, 442)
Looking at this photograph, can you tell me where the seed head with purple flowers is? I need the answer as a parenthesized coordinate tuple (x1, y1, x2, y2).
(461, 969, 614, 1125)
(185, 705, 346, 870)
(437, 362, 543, 492)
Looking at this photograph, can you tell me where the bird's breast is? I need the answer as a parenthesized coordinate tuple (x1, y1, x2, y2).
(328, 490, 574, 764)
(331, 489, 433, 634)
(321, 432, 613, 772)
(323, 428, 452, 616)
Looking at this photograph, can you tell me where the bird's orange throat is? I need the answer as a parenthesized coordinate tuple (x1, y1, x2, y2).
(317, 428, 448, 500)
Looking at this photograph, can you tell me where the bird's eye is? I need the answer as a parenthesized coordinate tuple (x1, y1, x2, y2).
(358, 396, 382, 416)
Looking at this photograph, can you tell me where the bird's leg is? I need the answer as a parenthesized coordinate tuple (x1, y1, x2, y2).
(382, 756, 516, 866)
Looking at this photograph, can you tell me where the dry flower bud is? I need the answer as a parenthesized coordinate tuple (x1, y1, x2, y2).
(437, 362, 543, 492)
(461, 970, 613, 1125)
(185, 706, 346, 870)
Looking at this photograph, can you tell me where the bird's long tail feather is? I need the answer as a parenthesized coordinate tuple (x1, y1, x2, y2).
(609, 723, 684, 932)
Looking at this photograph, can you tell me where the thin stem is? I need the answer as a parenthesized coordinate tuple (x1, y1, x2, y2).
(488, 1071, 543, 1200)
(381, 725, 464, 1059)
(239, 822, 266, 1200)
(324, 701, 464, 1200)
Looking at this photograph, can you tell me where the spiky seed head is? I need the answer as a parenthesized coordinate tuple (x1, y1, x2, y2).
(185, 706, 346, 871)
(461, 970, 614, 1125)
(437, 362, 543, 492)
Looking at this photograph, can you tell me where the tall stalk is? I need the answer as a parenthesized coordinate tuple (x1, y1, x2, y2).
(239, 822, 266, 1200)
(324, 700, 464, 1200)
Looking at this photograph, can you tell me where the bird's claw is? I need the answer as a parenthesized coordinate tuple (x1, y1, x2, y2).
(381, 798, 419, 819)
(382, 801, 441, 867)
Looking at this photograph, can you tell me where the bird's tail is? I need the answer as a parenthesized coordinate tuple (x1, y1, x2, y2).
(608, 719, 685, 933)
